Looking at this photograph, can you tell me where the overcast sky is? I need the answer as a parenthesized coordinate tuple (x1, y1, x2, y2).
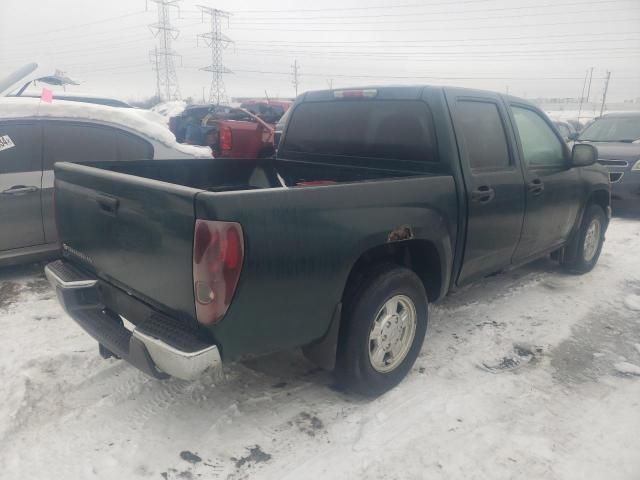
(1, 0, 639, 102)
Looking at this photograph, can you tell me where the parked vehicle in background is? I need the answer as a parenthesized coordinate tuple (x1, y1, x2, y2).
(576, 112, 640, 210)
(240, 99, 292, 124)
(553, 120, 579, 142)
(0, 97, 211, 267)
(170, 104, 276, 158)
(566, 118, 585, 133)
(47, 86, 609, 396)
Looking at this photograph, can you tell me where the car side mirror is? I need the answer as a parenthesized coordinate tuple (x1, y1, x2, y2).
(571, 143, 598, 167)
(568, 132, 580, 141)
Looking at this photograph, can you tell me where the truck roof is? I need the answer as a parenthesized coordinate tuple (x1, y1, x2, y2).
(301, 85, 531, 105)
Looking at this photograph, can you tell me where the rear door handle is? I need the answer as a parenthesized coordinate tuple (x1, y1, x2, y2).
(1, 185, 39, 195)
(94, 194, 119, 215)
(471, 185, 496, 204)
(528, 178, 545, 196)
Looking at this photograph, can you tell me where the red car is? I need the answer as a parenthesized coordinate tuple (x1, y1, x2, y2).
(170, 105, 277, 159)
(240, 99, 292, 125)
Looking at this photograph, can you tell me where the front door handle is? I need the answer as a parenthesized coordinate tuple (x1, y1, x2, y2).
(1, 185, 39, 195)
(471, 185, 496, 204)
(528, 178, 545, 196)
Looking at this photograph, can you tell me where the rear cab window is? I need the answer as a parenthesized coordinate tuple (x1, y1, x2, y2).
(281, 99, 437, 163)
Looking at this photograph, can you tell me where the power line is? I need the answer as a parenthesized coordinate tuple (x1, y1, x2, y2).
(6, 32, 639, 61)
(222, 0, 639, 14)
(148, 0, 182, 100)
(197, 6, 233, 105)
(9, 11, 149, 39)
(229, 3, 640, 24)
(211, 46, 640, 60)
(226, 16, 640, 32)
(234, 35, 640, 47)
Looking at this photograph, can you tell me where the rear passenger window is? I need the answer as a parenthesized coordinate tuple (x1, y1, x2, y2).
(114, 130, 153, 160)
(512, 107, 565, 168)
(455, 100, 511, 170)
(282, 100, 437, 162)
(44, 123, 118, 169)
(0, 122, 41, 174)
(43, 123, 153, 169)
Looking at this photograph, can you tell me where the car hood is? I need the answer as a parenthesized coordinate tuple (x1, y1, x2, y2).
(578, 142, 640, 161)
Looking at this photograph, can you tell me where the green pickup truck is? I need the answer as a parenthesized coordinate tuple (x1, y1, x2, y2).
(46, 86, 610, 396)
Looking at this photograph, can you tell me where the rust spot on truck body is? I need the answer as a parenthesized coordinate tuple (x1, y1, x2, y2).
(387, 225, 414, 242)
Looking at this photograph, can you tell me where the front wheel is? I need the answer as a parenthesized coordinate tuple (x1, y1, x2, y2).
(336, 264, 428, 396)
(561, 204, 606, 273)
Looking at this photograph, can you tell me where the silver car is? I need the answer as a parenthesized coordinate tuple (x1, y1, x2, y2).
(0, 81, 210, 266)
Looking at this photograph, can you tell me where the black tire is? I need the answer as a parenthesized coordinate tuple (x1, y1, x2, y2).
(561, 204, 606, 274)
(335, 263, 428, 396)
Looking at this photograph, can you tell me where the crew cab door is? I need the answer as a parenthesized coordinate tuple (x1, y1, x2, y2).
(508, 104, 581, 262)
(445, 90, 526, 284)
(0, 121, 44, 251)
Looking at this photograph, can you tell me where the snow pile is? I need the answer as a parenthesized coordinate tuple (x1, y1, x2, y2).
(614, 362, 640, 376)
(623, 294, 640, 311)
(151, 100, 187, 123)
(0, 97, 209, 158)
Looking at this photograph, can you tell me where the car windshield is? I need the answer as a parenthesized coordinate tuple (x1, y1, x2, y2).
(578, 116, 640, 142)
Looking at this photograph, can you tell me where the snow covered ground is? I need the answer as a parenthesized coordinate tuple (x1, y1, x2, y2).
(1, 217, 640, 480)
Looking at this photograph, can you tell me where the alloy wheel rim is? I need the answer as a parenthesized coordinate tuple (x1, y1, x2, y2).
(368, 295, 417, 373)
(583, 218, 601, 262)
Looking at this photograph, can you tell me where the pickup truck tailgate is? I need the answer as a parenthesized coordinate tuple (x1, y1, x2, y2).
(54, 162, 200, 322)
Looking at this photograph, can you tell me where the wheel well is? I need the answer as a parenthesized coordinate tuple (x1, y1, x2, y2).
(589, 189, 610, 212)
(343, 240, 442, 303)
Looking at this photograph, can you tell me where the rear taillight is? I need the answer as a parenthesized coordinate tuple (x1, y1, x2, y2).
(219, 126, 232, 154)
(193, 220, 244, 325)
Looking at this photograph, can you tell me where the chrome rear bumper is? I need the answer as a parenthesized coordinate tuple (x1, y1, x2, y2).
(45, 260, 222, 381)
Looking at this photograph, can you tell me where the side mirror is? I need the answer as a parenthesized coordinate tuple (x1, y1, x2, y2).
(568, 132, 580, 141)
(571, 143, 598, 167)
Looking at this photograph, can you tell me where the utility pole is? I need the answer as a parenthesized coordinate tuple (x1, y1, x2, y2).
(577, 68, 590, 123)
(326, 79, 333, 90)
(292, 60, 300, 96)
(148, 0, 182, 101)
(197, 6, 232, 105)
(600, 71, 611, 117)
(584, 66, 594, 115)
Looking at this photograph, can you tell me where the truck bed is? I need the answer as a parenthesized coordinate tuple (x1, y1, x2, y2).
(54, 157, 456, 359)
(97, 157, 431, 191)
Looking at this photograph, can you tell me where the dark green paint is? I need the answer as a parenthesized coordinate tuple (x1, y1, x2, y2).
(53, 86, 610, 361)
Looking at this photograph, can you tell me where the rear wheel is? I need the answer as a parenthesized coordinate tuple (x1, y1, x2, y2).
(336, 264, 428, 396)
(561, 204, 606, 273)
